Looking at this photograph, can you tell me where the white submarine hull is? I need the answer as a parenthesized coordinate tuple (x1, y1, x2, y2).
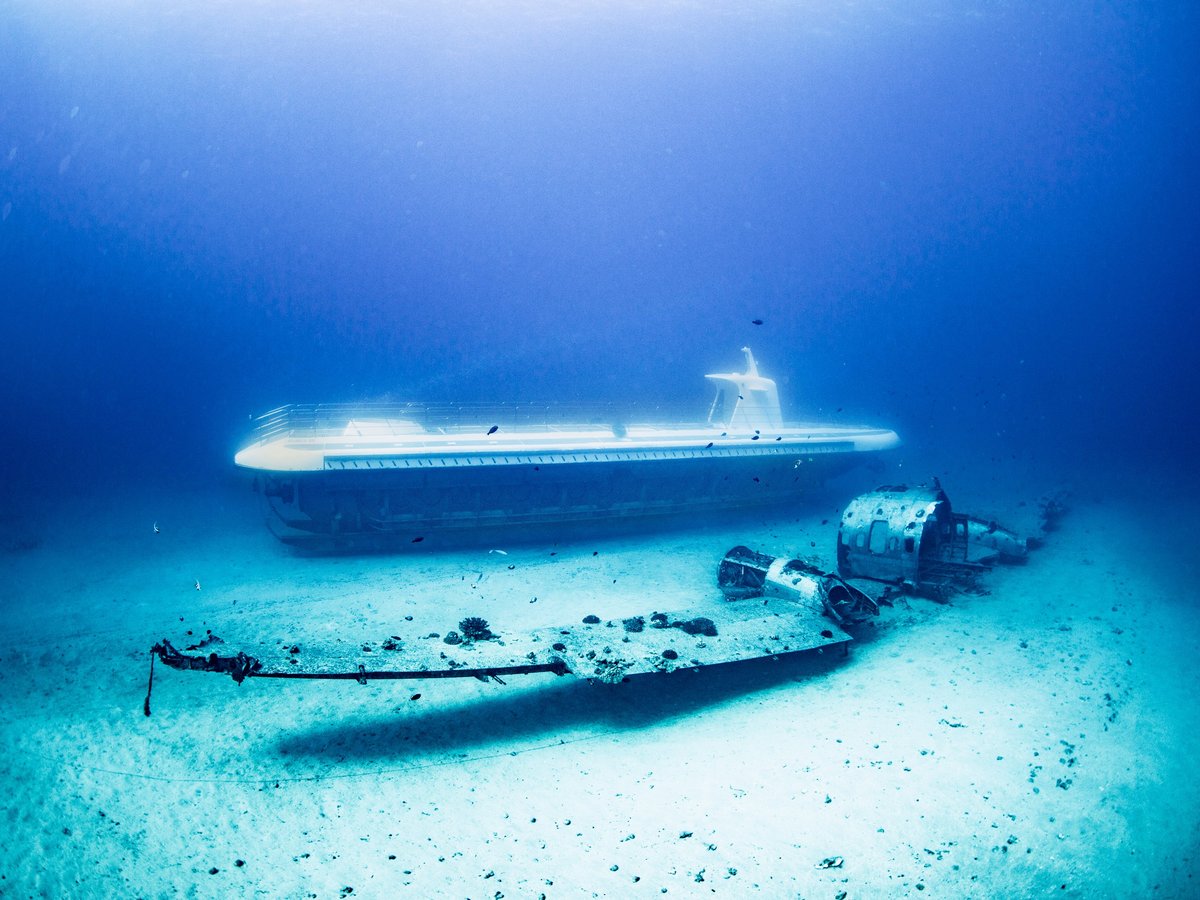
(234, 349, 900, 546)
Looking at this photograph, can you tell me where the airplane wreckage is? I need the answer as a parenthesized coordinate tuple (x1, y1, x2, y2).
(145, 482, 1065, 715)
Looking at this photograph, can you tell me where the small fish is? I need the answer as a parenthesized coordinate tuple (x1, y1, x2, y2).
(488, 548, 508, 555)
(751, 318, 763, 325)
(410, 693, 421, 701)
(194, 579, 201, 591)
(411, 536, 424, 543)
(817, 856, 844, 870)
(705, 442, 714, 449)
(153, 521, 160, 534)
(487, 425, 499, 435)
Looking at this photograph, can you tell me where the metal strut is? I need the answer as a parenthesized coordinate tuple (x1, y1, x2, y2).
(146, 639, 567, 694)
(251, 662, 569, 682)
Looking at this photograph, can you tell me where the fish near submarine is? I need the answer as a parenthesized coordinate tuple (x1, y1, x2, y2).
(233, 348, 900, 547)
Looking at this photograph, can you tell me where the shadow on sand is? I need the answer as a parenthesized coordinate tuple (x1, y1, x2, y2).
(272, 626, 889, 765)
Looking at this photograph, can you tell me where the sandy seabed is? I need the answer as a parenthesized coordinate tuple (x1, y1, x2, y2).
(2, 464, 1198, 899)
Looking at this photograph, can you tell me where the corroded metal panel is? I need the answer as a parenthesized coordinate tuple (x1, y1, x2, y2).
(837, 483, 948, 585)
(532, 598, 851, 683)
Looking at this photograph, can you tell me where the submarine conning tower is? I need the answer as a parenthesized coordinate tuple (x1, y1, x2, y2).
(706, 347, 783, 434)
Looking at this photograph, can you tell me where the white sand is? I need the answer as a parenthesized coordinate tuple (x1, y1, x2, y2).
(2, 469, 1198, 898)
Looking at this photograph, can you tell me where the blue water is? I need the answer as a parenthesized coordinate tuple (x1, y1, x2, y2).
(1, 1, 1197, 488)
(4, 6, 1200, 896)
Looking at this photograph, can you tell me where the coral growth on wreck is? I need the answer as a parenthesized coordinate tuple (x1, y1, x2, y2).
(458, 616, 496, 641)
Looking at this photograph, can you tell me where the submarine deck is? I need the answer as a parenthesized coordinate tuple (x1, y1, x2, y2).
(235, 407, 900, 474)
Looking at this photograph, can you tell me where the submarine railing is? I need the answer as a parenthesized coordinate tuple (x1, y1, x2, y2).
(239, 401, 678, 447)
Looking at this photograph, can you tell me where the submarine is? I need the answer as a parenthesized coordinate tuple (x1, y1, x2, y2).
(234, 348, 900, 545)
